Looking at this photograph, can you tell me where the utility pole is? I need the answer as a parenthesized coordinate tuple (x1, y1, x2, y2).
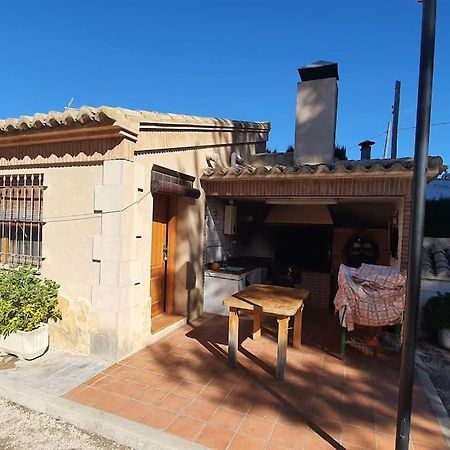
(383, 121, 392, 159)
(391, 80, 401, 158)
(395, 1, 437, 449)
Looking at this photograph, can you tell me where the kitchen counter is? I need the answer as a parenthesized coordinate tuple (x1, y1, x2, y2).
(204, 267, 267, 315)
(204, 267, 252, 280)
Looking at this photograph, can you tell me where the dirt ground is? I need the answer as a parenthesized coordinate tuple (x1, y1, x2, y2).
(418, 340, 450, 417)
(0, 397, 130, 450)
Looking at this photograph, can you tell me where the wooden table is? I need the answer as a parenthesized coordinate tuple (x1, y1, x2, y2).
(223, 284, 309, 379)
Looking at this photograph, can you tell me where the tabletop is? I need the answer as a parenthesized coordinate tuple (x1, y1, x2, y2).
(223, 284, 309, 316)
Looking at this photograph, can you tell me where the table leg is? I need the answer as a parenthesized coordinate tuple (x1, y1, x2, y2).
(293, 304, 304, 349)
(252, 310, 262, 341)
(228, 307, 239, 368)
(276, 316, 289, 379)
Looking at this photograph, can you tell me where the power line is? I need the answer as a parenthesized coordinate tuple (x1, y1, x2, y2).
(348, 119, 450, 150)
(44, 189, 152, 223)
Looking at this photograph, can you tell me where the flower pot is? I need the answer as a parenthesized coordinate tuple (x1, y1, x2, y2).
(0, 323, 49, 360)
(438, 327, 450, 350)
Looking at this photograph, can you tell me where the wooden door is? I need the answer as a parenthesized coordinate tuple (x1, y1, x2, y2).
(151, 194, 169, 317)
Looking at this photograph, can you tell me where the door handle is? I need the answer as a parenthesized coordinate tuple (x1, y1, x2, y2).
(163, 244, 168, 261)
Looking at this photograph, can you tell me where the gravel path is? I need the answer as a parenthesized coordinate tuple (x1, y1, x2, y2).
(418, 340, 450, 417)
(0, 398, 131, 450)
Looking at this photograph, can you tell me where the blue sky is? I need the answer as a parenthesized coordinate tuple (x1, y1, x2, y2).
(1, 1, 449, 163)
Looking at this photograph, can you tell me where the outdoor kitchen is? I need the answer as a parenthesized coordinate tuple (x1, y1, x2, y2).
(203, 195, 397, 315)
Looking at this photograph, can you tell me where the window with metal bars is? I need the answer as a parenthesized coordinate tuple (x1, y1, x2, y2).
(0, 174, 44, 267)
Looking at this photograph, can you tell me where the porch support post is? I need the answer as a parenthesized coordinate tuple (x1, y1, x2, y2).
(396, 1, 437, 449)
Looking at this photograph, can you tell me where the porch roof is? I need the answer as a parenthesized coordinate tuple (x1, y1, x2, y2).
(202, 156, 445, 180)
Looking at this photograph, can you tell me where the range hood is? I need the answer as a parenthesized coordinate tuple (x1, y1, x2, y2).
(264, 204, 333, 225)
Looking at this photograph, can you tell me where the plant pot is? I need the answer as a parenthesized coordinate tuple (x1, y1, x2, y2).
(0, 323, 49, 360)
(438, 327, 450, 350)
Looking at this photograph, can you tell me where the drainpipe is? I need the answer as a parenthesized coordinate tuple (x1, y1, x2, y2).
(395, 1, 437, 449)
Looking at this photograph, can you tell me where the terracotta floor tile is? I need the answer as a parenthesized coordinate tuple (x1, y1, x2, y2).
(411, 422, 448, 447)
(172, 381, 204, 399)
(229, 433, 268, 450)
(269, 422, 307, 449)
(150, 374, 183, 392)
(70, 386, 109, 408)
(277, 406, 308, 426)
(134, 387, 168, 405)
(83, 373, 105, 386)
(413, 441, 448, 450)
(308, 418, 342, 442)
(222, 390, 253, 414)
(267, 441, 292, 450)
(157, 392, 192, 413)
(139, 406, 178, 430)
(238, 415, 274, 441)
(94, 376, 146, 399)
(248, 400, 280, 421)
(195, 423, 235, 450)
(376, 432, 396, 450)
(210, 406, 245, 432)
(197, 386, 228, 405)
(374, 414, 397, 435)
(63, 385, 86, 399)
(183, 399, 218, 422)
(115, 399, 153, 422)
(166, 416, 205, 441)
(101, 363, 121, 375)
(94, 392, 129, 413)
(304, 428, 339, 449)
(108, 365, 144, 382)
(120, 355, 154, 370)
(207, 372, 240, 393)
(341, 423, 377, 449)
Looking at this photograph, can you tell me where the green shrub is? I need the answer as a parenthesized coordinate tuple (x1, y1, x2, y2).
(422, 292, 450, 339)
(0, 266, 61, 338)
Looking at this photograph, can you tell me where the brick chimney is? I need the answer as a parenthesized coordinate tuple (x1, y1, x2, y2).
(294, 61, 339, 165)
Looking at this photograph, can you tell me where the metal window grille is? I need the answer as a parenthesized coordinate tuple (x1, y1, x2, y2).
(0, 174, 44, 267)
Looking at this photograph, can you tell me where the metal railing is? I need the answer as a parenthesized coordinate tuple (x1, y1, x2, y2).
(0, 174, 44, 267)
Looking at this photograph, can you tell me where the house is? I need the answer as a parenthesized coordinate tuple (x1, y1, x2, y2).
(0, 107, 269, 360)
(0, 61, 445, 362)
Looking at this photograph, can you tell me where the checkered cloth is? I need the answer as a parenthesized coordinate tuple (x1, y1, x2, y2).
(334, 264, 406, 331)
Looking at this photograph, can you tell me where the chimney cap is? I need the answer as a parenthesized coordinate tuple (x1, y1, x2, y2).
(298, 60, 339, 81)
(358, 140, 375, 148)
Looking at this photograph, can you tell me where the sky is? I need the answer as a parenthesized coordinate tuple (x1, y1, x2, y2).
(1, 0, 449, 163)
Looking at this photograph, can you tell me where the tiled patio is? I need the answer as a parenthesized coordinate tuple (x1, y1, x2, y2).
(64, 309, 447, 449)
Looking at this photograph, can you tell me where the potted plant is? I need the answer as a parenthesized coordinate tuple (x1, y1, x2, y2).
(0, 266, 61, 360)
(423, 292, 450, 350)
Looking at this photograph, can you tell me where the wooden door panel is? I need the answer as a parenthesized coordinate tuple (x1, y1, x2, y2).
(150, 195, 168, 318)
